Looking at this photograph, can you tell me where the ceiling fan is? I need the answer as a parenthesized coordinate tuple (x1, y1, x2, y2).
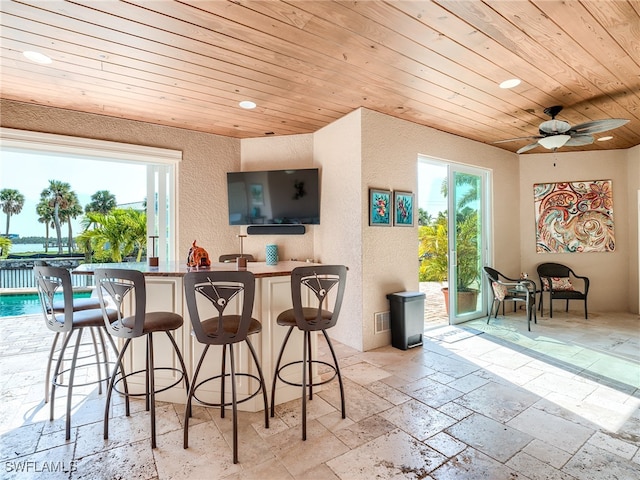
(495, 106, 630, 154)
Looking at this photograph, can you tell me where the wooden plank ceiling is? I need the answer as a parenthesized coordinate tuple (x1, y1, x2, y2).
(1, 0, 639, 153)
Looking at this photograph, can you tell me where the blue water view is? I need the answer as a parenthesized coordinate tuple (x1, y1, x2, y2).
(0, 292, 93, 317)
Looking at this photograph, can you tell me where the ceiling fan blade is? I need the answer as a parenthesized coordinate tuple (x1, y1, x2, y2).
(517, 142, 541, 154)
(569, 118, 629, 135)
(493, 135, 542, 144)
(564, 134, 594, 147)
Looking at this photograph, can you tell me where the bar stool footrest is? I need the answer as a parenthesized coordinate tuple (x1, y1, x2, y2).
(191, 372, 263, 407)
(275, 359, 337, 388)
(52, 360, 116, 389)
(113, 366, 187, 397)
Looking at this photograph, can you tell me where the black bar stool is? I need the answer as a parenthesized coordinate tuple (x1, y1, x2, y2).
(95, 268, 190, 448)
(34, 265, 119, 440)
(270, 265, 347, 440)
(45, 283, 102, 404)
(183, 270, 269, 464)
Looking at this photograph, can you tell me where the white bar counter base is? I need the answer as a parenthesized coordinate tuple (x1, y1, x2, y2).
(74, 260, 321, 412)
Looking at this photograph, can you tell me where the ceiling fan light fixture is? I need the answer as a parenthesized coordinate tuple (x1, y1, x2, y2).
(538, 134, 571, 150)
(499, 78, 521, 89)
(597, 136, 613, 142)
(539, 119, 571, 134)
(496, 106, 628, 152)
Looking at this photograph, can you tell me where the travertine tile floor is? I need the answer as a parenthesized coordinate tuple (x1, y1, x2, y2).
(1, 308, 639, 480)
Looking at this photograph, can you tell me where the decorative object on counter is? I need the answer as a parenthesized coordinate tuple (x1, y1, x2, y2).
(237, 234, 247, 269)
(186, 240, 211, 268)
(148, 235, 159, 267)
(265, 244, 278, 265)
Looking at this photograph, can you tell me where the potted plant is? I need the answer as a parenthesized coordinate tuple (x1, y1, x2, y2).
(419, 208, 480, 314)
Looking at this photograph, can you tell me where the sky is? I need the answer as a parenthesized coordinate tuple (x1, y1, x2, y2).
(0, 150, 146, 237)
(418, 162, 447, 216)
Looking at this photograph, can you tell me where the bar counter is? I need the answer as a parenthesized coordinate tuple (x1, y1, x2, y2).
(74, 260, 319, 411)
(73, 259, 314, 278)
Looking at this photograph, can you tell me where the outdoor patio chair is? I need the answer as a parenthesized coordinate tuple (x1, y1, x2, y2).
(483, 266, 537, 331)
(537, 262, 589, 319)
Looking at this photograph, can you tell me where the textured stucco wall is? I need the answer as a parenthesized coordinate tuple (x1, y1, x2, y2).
(313, 110, 363, 350)
(519, 149, 631, 312)
(0, 99, 242, 261)
(238, 134, 316, 263)
(359, 109, 518, 351)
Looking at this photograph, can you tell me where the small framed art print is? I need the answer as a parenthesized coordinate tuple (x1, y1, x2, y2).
(369, 189, 391, 226)
(393, 191, 414, 226)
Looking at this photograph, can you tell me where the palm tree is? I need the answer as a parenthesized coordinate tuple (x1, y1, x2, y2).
(85, 190, 117, 214)
(37, 196, 54, 253)
(79, 208, 147, 262)
(0, 188, 25, 236)
(440, 173, 479, 211)
(42, 180, 72, 254)
(0, 236, 10, 258)
(418, 207, 433, 226)
(122, 208, 148, 262)
(60, 191, 83, 254)
(79, 211, 126, 262)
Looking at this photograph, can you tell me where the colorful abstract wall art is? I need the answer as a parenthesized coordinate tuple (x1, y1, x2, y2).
(393, 191, 414, 226)
(533, 180, 615, 253)
(369, 189, 391, 226)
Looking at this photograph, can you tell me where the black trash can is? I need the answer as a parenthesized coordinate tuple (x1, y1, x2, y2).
(386, 292, 425, 350)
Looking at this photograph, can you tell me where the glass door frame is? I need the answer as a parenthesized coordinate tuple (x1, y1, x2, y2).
(447, 163, 491, 325)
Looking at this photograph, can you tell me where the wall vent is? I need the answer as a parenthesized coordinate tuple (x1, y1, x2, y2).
(374, 311, 390, 334)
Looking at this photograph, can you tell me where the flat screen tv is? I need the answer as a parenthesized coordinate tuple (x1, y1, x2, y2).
(227, 168, 320, 225)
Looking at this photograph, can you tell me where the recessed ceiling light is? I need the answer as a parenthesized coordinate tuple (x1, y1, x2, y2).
(239, 100, 256, 109)
(23, 51, 52, 64)
(597, 136, 613, 142)
(499, 78, 521, 89)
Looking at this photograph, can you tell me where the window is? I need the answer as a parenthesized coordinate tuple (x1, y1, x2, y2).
(0, 128, 180, 261)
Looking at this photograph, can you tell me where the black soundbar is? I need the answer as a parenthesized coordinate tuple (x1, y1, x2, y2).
(246, 225, 306, 235)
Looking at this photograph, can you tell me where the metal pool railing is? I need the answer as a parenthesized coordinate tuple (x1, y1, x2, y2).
(0, 266, 93, 289)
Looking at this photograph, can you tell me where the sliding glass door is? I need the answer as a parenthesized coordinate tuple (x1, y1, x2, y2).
(448, 166, 488, 324)
(418, 158, 490, 325)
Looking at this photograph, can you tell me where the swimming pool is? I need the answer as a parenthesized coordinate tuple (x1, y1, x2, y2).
(0, 292, 93, 317)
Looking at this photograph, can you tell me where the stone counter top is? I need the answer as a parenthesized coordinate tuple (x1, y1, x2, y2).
(72, 260, 319, 278)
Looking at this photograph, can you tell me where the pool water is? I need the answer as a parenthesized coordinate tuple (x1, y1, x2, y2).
(0, 292, 93, 317)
